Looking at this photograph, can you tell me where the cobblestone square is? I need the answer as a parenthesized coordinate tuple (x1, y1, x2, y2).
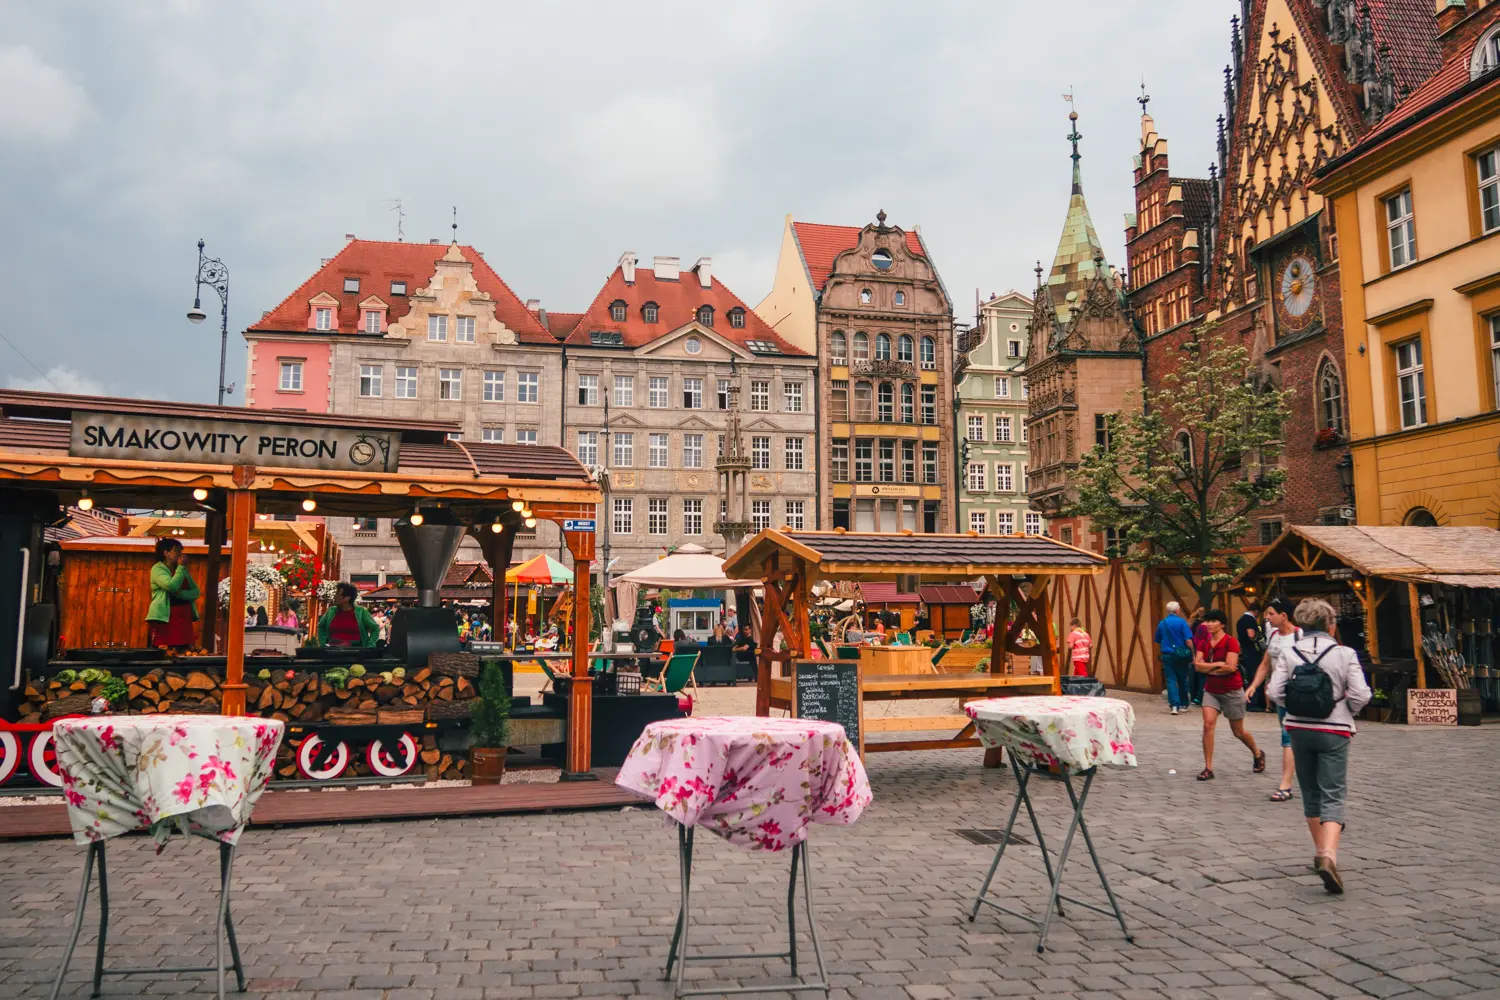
(4, 694, 1498, 999)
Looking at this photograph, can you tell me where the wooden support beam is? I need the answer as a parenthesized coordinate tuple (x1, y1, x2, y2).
(564, 529, 596, 776)
(1408, 580, 1427, 689)
(201, 508, 224, 655)
(221, 489, 254, 716)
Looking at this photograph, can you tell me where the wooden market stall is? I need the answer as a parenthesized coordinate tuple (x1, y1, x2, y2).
(0, 389, 606, 774)
(919, 584, 982, 639)
(1233, 525, 1500, 719)
(722, 529, 1107, 759)
(857, 582, 920, 633)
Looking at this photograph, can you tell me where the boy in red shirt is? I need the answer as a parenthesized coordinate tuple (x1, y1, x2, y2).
(1193, 609, 1265, 781)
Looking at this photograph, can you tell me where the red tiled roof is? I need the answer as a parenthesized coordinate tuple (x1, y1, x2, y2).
(535, 310, 584, 339)
(859, 582, 919, 605)
(917, 585, 982, 606)
(248, 239, 554, 345)
(443, 561, 495, 587)
(45, 507, 122, 543)
(791, 222, 927, 291)
(559, 260, 809, 355)
(1366, 0, 1444, 98)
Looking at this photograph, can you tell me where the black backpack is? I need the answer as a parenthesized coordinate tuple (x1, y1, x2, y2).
(1285, 642, 1337, 719)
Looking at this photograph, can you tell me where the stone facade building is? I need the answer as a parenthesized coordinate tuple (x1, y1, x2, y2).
(957, 292, 1041, 536)
(1024, 115, 1143, 551)
(548, 252, 818, 575)
(759, 213, 957, 533)
(1127, 0, 1444, 542)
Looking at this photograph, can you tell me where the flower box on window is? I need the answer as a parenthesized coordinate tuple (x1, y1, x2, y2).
(1314, 428, 1344, 448)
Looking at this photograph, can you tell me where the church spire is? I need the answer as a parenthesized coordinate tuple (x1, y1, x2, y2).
(1067, 110, 1083, 196)
(1045, 104, 1110, 321)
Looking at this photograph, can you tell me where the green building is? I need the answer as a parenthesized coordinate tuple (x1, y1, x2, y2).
(956, 292, 1040, 535)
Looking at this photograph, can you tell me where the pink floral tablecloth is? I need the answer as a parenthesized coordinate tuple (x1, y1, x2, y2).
(52, 715, 283, 848)
(616, 717, 872, 852)
(964, 696, 1137, 771)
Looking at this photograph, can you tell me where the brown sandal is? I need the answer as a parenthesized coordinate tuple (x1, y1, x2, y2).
(1197, 768, 1214, 781)
(1253, 750, 1267, 773)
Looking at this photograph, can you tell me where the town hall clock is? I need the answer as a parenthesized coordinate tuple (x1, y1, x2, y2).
(1273, 249, 1320, 334)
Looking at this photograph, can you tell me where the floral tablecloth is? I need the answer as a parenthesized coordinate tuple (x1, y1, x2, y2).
(964, 696, 1136, 771)
(616, 717, 871, 852)
(52, 715, 283, 848)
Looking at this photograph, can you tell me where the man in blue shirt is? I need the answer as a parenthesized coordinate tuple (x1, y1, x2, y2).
(1154, 602, 1196, 715)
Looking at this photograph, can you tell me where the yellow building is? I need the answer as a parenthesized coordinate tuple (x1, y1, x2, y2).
(1316, 2, 1500, 528)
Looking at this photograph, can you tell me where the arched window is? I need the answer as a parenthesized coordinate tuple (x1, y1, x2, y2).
(897, 334, 914, 363)
(853, 381, 873, 421)
(877, 382, 894, 421)
(860, 288, 873, 304)
(875, 333, 892, 361)
(641, 301, 659, 323)
(728, 307, 746, 328)
(894, 290, 906, 306)
(852, 332, 870, 361)
(919, 336, 936, 369)
(610, 300, 628, 322)
(1317, 358, 1345, 434)
(900, 383, 915, 423)
(830, 331, 847, 364)
(696, 306, 714, 327)
(1175, 431, 1194, 468)
(1406, 507, 1439, 527)
(1471, 21, 1500, 80)
(871, 249, 893, 270)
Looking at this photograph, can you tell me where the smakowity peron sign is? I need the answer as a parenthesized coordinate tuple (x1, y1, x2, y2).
(70, 412, 400, 473)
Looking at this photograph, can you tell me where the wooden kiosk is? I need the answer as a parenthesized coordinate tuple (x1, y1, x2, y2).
(722, 529, 1106, 759)
(0, 389, 605, 773)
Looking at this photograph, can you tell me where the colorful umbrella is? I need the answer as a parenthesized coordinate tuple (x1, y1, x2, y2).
(505, 554, 574, 585)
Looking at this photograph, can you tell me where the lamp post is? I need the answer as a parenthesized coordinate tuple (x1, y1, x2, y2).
(597, 387, 614, 651)
(186, 239, 232, 405)
(1335, 452, 1356, 520)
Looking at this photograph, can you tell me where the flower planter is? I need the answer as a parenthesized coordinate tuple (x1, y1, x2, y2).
(470, 746, 508, 785)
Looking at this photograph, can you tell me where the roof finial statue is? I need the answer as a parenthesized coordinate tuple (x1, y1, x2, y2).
(1137, 79, 1150, 115)
(1035, 260, 1044, 290)
(1065, 97, 1083, 196)
(451, 205, 458, 244)
(876, 208, 887, 228)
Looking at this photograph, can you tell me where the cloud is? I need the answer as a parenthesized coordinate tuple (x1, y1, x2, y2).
(0, 46, 90, 142)
(8, 365, 109, 396)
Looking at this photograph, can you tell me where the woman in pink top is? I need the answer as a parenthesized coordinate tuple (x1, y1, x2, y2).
(1067, 618, 1091, 676)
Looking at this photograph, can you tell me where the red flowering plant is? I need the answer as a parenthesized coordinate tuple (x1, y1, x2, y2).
(275, 549, 323, 594)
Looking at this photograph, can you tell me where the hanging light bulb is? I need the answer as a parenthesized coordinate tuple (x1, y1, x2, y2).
(301, 497, 317, 513)
(524, 516, 537, 529)
(77, 492, 94, 511)
(490, 520, 504, 533)
(409, 511, 425, 526)
(511, 500, 525, 512)
(192, 488, 209, 502)
(521, 507, 533, 519)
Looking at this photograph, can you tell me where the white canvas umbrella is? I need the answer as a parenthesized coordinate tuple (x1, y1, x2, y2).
(616, 543, 762, 589)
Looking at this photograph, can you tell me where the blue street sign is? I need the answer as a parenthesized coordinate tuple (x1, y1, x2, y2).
(563, 519, 596, 532)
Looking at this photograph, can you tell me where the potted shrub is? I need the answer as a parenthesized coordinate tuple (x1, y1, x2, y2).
(468, 661, 512, 785)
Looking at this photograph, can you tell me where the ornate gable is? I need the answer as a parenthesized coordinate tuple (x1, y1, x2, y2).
(386, 243, 519, 346)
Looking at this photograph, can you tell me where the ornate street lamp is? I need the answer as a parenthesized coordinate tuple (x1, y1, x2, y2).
(1335, 452, 1355, 511)
(187, 239, 233, 405)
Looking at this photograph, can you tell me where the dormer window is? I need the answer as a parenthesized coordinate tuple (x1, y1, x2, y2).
(315, 307, 333, 331)
(343, 277, 360, 293)
(642, 301, 659, 323)
(609, 300, 628, 322)
(860, 288, 872, 304)
(696, 305, 714, 327)
(1473, 22, 1500, 81)
(728, 307, 745, 328)
(364, 310, 382, 334)
(390, 281, 407, 296)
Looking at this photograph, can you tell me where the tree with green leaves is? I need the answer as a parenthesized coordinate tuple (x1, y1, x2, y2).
(1065, 326, 1292, 607)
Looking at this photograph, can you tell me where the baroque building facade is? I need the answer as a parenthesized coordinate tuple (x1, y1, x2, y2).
(1024, 115, 1144, 551)
(1313, 1, 1500, 528)
(1127, 0, 1444, 542)
(758, 213, 957, 533)
(957, 292, 1041, 536)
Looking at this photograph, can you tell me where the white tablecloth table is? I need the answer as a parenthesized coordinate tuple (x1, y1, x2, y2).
(617, 717, 872, 998)
(47, 715, 283, 1000)
(961, 696, 1136, 953)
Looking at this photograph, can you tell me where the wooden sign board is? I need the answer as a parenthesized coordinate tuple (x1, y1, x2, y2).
(793, 658, 863, 756)
(71, 411, 400, 472)
(1407, 688, 1458, 726)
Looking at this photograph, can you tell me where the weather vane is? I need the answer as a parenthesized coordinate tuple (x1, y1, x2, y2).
(451, 205, 458, 243)
(1138, 79, 1151, 114)
(389, 198, 405, 242)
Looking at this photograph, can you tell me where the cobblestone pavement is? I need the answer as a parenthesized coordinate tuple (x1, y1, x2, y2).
(4, 693, 1499, 999)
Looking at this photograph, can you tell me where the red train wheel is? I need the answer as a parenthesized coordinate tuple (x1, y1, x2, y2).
(295, 734, 350, 780)
(365, 733, 418, 778)
(27, 731, 64, 787)
(0, 732, 19, 786)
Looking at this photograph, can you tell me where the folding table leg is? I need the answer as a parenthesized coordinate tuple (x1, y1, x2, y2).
(785, 843, 800, 978)
(1013, 759, 1066, 918)
(91, 843, 109, 998)
(798, 840, 831, 996)
(49, 841, 100, 1000)
(220, 842, 247, 991)
(1062, 768, 1133, 943)
(967, 760, 1032, 922)
(1034, 769, 1094, 953)
(665, 824, 695, 990)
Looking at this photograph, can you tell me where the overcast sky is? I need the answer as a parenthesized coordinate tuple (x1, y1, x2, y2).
(1, 1, 1237, 402)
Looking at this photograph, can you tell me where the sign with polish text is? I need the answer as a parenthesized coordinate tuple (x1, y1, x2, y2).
(1406, 688, 1458, 726)
(70, 412, 400, 473)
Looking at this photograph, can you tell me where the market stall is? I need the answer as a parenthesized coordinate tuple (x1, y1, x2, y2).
(920, 584, 981, 640)
(722, 529, 1106, 758)
(0, 389, 604, 781)
(856, 582, 920, 633)
(1233, 525, 1500, 722)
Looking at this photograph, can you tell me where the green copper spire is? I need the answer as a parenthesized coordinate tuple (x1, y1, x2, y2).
(1047, 106, 1110, 323)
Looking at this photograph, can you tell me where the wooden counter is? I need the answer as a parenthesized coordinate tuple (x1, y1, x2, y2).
(858, 645, 936, 675)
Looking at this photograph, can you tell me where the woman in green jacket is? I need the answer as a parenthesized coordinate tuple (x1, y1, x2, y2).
(146, 537, 201, 651)
(317, 582, 380, 647)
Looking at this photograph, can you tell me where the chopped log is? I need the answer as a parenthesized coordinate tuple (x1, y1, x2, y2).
(355, 698, 377, 711)
(319, 680, 333, 697)
(438, 753, 453, 773)
(421, 732, 438, 749)
(374, 683, 400, 701)
(48, 680, 62, 690)
(456, 677, 475, 698)
(164, 673, 188, 692)
(270, 711, 291, 723)
(426, 699, 474, 721)
(435, 686, 455, 701)
(412, 667, 432, 684)
(69, 681, 87, 691)
(377, 708, 424, 725)
(24, 683, 41, 699)
(176, 699, 220, 715)
(324, 707, 378, 725)
(347, 677, 365, 689)
(423, 764, 440, 780)
(184, 671, 217, 691)
(301, 702, 327, 723)
(436, 676, 455, 689)
(157, 700, 173, 713)
(287, 703, 306, 720)
(127, 683, 144, 699)
(256, 686, 276, 710)
(277, 763, 299, 778)
(43, 694, 93, 720)
(419, 748, 442, 765)
(140, 688, 161, 705)
(401, 695, 420, 706)
(429, 652, 479, 679)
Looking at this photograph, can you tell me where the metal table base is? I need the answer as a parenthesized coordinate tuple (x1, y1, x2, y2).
(967, 756, 1133, 953)
(664, 824, 831, 998)
(49, 840, 245, 1000)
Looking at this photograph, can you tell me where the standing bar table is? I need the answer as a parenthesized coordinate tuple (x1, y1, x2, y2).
(617, 717, 871, 998)
(47, 714, 284, 1000)
(962, 696, 1136, 952)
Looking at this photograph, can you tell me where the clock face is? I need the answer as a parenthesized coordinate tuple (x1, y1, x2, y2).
(1276, 252, 1318, 332)
(349, 440, 377, 466)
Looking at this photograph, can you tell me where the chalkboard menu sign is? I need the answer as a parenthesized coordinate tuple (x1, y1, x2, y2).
(793, 659, 863, 755)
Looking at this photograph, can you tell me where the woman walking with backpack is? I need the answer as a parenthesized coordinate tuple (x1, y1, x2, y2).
(1267, 598, 1371, 894)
